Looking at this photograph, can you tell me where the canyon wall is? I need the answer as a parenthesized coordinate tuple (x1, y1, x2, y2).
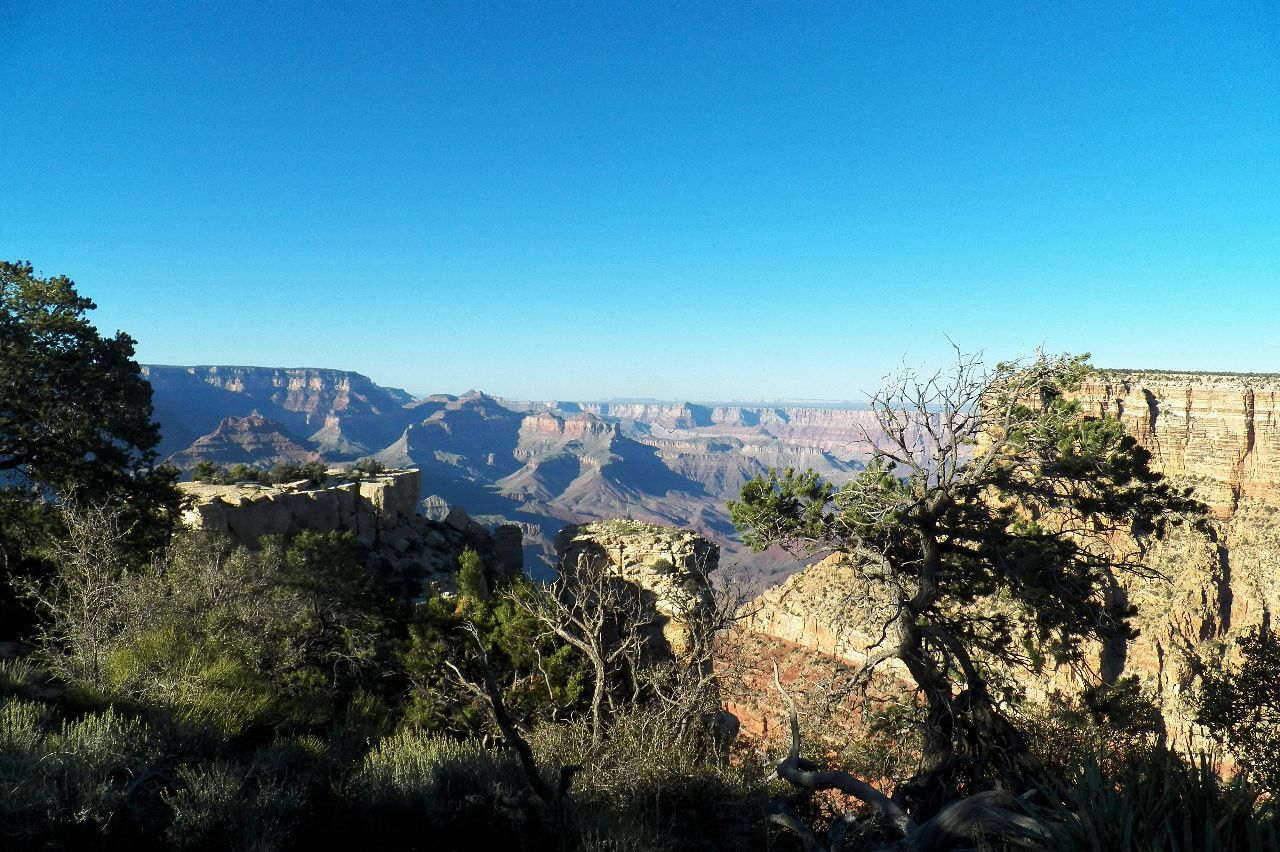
(1075, 372, 1280, 730)
(1075, 372, 1280, 515)
(143, 365, 414, 456)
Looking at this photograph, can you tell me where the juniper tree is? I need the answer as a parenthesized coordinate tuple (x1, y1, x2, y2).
(730, 350, 1203, 828)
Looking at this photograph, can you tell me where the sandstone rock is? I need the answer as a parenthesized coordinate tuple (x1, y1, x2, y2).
(1075, 372, 1280, 516)
(736, 371, 1280, 750)
(421, 495, 450, 521)
(178, 469, 422, 548)
(555, 520, 718, 656)
(739, 553, 906, 676)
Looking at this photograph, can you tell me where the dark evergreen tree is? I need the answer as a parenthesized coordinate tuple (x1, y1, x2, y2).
(1, 261, 182, 637)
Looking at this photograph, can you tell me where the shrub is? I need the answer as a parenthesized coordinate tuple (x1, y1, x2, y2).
(350, 458, 387, 478)
(162, 758, 307, 852)
(191, 461, 220, 483)
(1198, 627, 1280, 797)
(529, 706, 776, 851)
(227, 463, 267, 484)
(1020, 750, 1278, 852)
(345, 728, 530, 848)
(0, 700, 168, 845)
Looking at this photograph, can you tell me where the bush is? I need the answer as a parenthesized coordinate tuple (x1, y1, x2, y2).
(346, 727, 531, 848)
(1020, 750, 1278, 852)
(267, 462, 327, 487)
(1198, 627, 1280, 797)
(162, 758, 307, 852)
(191, 461, 220, 483)
(0, 699, 167, 845)
(227, 463, 267, 484)
(349, 458, 387, 478)
(529, 707, 776, 851)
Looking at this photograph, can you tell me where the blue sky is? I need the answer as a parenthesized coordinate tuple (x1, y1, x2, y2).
(3, 2, 1277, 401)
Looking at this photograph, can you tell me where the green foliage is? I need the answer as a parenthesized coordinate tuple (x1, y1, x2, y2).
(267, 461, 328, 486)
(162, 759, 307, 852)
(403, 567, 588, 735)
(0, 261, 177, 504)
(32, 521, 400, 738)
(0, 698, 166, 845)
(1198, 626, 1280, 797)
(191, 461, 219, 483)
(530, 707, 776, 852)
(0, 261, 182, 639)
(227, 463, 266, 483)
(348, 727, 524, 819)
(730, 467, 834, 553)
(1018, 751, 1277, 852)
(457, 546, 490, 599)
(350, 457, 387, 478)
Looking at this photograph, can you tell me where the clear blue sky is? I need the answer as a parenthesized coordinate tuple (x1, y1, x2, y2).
(3, 2, 1277, 401)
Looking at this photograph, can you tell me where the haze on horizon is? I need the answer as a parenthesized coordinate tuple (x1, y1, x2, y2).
(3, 3, 1277, 401)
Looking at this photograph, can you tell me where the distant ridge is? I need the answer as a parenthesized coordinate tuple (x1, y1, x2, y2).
(143, 364, 886, 586)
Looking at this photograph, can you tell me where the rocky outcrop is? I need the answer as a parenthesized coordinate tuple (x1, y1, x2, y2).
(556, 520, 718, 656)
(740, 554, 906, 674)
(179, 469, 524, 597)
(1069, 373, 1280, 724)
(735, 370, 1280, 747)
(180, 469, 421, 547)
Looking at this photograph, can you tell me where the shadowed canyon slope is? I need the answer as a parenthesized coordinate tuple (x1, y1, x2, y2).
(144, 366, 873, 579)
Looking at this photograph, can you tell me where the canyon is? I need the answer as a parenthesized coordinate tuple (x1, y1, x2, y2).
(144, 365, 876, 584)
(145, 364, 1280, 745)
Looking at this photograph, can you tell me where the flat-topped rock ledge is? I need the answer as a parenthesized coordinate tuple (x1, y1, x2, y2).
(178, 469, 421, 547)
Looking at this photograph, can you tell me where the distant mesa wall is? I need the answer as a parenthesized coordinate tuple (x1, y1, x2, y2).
(179, 469, 421, 548)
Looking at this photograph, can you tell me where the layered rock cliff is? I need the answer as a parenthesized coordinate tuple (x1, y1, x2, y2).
(1076, 371, 1280, 515)
(144, 365, 414, 457)
(180, 469, 422, 548)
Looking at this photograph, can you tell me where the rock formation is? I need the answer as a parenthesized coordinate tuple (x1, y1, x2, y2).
(555, 520, 718, 656)
(178, 469, 522, 597)
(1075, 371, 1280, 516)
(180, 469, 421, 547)
(739, 553, 906, 674)
(167, 413, 319, 470)
(144, 365, 415, 457)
